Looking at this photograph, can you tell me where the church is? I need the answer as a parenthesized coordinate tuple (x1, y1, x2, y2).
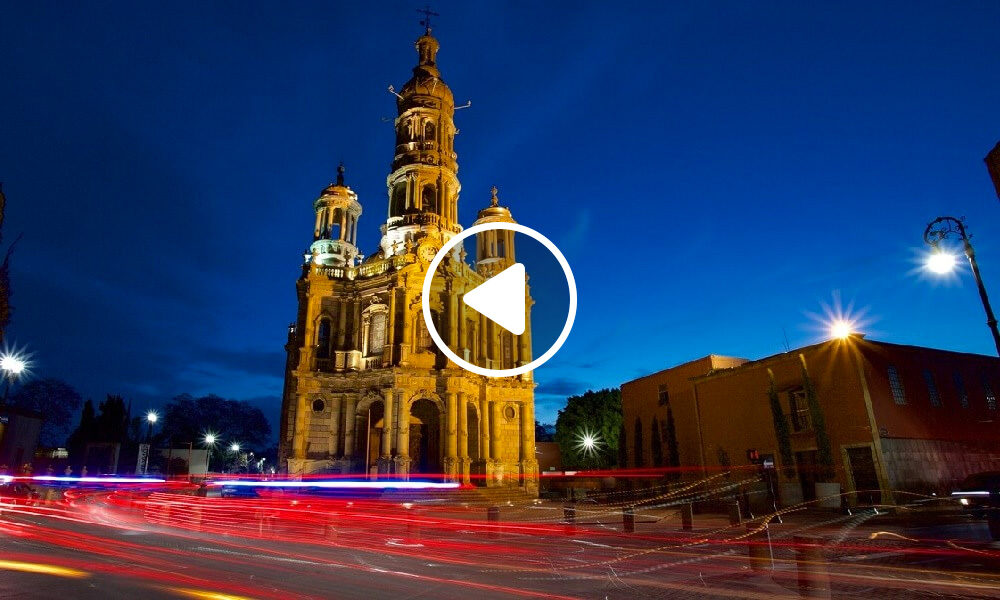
(278, 25, 538, 494)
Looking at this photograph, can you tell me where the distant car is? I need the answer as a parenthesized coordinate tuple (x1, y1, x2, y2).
(952, 471, 1000, 539)
(220, 485, 260, 499)
(0, 481, 40, 505)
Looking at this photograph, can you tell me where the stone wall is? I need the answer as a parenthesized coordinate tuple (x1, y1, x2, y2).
(881, 437, 1000, 494)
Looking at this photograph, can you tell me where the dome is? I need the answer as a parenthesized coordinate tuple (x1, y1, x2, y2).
(473, 186, 516, 224)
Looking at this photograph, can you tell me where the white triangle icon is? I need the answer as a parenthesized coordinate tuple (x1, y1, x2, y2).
(463, 263, 526, 335)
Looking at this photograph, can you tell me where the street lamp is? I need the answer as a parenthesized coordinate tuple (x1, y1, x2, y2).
(145, 411, 158, 442)
(203, 432, 218, 473)
(829, 320, 853, 341)
(923, 216, 1000, 356)
(0, 352, 27, 402)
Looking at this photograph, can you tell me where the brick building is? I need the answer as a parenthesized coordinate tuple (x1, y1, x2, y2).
(622, 337, 1000, 506)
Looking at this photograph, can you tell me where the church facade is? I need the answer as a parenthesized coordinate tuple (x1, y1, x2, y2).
(278, 27, 538, 493)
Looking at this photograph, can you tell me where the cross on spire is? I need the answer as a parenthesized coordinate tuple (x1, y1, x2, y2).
(417, 5, 439, 33)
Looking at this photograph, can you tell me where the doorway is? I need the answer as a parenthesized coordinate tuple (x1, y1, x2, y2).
(409, 399, 442, 474)
(846, 446, 880, 505)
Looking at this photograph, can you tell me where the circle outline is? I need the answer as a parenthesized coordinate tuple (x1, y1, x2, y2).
(421, 222, 577, 378)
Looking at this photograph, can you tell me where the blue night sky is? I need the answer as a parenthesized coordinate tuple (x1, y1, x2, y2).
(2, 2, 999, 436)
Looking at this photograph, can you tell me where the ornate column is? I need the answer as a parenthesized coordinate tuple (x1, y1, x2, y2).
(447, 287, 459, 350)
(457, 392, 469, 483)
(386, 288, 397, 364)
(519, 399, 539, 495)
(379, 387, 394, 473)
(445, 392, 459, 480)
(480, 396, 490, 460)
(478, 314, 488, 364)
(330, 395, 343, 457)
(336, 299, 348, 350)
(342, 395, 357, 460)
(490, 400, 501, 486)
(394, 391, 410, 477)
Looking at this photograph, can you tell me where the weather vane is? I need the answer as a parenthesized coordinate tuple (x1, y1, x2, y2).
(417, 5, 439, 32)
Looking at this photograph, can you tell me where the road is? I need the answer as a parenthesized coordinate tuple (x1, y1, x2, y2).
(2, 485, 1000, 599)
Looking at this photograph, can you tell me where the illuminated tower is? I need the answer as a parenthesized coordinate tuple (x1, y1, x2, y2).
(381, 27, 462, 257)
(279, 25, 537, 495)
(309, 164, 362, 267)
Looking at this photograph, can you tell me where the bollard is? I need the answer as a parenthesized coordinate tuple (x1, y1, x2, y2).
(746, 523, 773, 572)
(622, 507, 635, 533)
(563, 503, 576, 525)
(728, 501, 742, 526)
(680, 502, 693, 531)
(487, 505, 500, 539)
(794, 535, 831, 598)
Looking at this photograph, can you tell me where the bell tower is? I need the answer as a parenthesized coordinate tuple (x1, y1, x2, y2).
(473, 186, 517, 277)
(309, 164, 362, 267)
(381, 25, 461, 256)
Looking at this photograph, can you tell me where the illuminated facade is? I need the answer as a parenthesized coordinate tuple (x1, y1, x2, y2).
(278, 27, 537, 493)
(622, 338, 1000, 506)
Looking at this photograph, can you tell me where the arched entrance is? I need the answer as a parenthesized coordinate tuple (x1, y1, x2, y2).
(409, 398, 442, 474)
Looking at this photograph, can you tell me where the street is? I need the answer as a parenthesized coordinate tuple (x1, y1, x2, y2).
(2, 484, 1000, 599)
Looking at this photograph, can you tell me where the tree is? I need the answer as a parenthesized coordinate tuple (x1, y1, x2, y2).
(767, 369, 795, 480)
(8, 378, 83, 447)
(66, 399, 96, 467)
(553, 388, 622, 469)
(156, 394, 271, 451)
(633, 417, 644, 468)
(800, 355, 835, 481)
(650, 416, 664, 467)
(663, 405, 680, 479)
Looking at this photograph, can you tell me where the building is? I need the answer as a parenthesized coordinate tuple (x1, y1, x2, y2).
(622, 337, 1000, 506)
(0, 404, 42, 472)
(278, 26, 538, 493)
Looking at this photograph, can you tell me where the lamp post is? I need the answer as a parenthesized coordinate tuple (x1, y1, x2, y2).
(0, 353, 26, 403)
(204, 433, 218, 474)
(145, 411, 158, 442)
(923, 216, 1000, 356)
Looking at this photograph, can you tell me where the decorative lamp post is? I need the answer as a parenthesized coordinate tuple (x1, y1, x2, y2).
(0, 352, 27, 403)
(923, 216, 1000, 356)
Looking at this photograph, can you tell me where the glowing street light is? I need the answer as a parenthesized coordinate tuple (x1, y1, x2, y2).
(230, 442, 240, 453)
(0, 353, 26, 377)
(145, 410, 159, 442)
(829, 320, 853, 340)
(204, 433, 217, 446)
(203, 432, 218, 474)
(924, 216, 1000, 356)
(573, 428, 603, 458)
(0, 351, 28, 402)
(925, 250, 958, 275)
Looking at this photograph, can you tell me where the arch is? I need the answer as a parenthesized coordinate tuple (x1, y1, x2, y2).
(423, 120, 436, 141)
(421, 184, 437, 214)
(355, 390, 385, 416)
(316, 318, 332, 359)
(405, 389, 444, 413)
(390, 183, 406, 217)
(409, 397, 442, 474)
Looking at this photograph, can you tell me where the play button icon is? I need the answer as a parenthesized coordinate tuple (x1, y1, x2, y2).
(462, 263, 526, 335)
(421, 221, 577, 378)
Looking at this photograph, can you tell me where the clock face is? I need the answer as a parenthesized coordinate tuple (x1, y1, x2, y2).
(418, 244, 439, 262)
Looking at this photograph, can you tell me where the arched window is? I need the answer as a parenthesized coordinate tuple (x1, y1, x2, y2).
(633, 417, 644, 468)
(312, 399, 326, 413)
(422, 184, 437, 214)
(368, 312, 386, 354)
(390, 184, 406, 216)
(316, 319, 332, 358)
(497, 238, 506, 258)
(424, 121, 436, 141)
